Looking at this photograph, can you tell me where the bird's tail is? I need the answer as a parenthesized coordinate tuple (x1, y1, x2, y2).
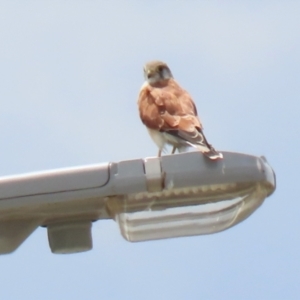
(199, 145, 223, 160)
(186, 132, 223, 160)
(185, 141, 223, 160)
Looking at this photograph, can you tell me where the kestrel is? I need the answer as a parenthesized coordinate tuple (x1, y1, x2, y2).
(137, 60, 223, 160)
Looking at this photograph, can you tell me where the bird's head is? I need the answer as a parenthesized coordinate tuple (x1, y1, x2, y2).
(143, 61, 173, 84)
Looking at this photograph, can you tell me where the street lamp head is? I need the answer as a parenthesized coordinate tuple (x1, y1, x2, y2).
(106, 153, 275, 242)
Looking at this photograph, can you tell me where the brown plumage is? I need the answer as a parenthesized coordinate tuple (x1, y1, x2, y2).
(138, 60, 223, 160)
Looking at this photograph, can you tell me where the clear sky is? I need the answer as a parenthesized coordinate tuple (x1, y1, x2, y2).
(0, 1, 299, 299)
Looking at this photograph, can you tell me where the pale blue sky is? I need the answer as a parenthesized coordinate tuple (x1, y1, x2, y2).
(0, 1, 299, 299)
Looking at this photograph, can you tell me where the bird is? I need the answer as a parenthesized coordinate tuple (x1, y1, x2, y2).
(137, 60, 223, 160)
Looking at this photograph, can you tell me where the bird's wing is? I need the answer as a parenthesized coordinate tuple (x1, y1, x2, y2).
(138, 79, 205, 145)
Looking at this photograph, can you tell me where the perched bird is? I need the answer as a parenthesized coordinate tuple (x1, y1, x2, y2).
(137, 60, 223, 160)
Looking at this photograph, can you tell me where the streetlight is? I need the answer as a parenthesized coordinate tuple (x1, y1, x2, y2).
(0, 151, 275, 254)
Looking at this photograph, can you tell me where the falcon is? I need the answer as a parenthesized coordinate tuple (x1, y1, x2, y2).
(137, 60, 223, 160)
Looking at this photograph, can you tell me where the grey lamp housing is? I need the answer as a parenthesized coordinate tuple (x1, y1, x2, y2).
(0, 151, 275, 254)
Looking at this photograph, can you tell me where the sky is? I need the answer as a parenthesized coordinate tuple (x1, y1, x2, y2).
(0, 1, 299, 299)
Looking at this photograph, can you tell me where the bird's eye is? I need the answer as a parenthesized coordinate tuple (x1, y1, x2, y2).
(157, 66, 163, 73)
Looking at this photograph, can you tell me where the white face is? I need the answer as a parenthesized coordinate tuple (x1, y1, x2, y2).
(143, 68, 160, 84)
(143, 63, 173, 84)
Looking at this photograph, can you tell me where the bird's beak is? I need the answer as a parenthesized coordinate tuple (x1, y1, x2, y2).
(147, 70, 153, 78)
